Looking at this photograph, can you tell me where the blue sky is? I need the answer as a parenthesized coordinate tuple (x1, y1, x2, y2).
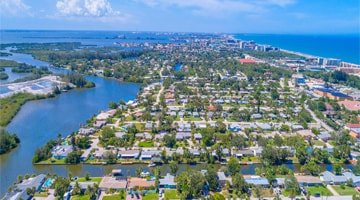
(0, 0, 359, 34)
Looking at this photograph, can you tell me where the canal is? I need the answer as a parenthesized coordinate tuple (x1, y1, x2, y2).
(0, 51, 140, 195)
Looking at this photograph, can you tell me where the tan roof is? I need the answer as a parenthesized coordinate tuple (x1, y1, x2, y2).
(127, 177, 155, 188)
(295, 175, 322, 183)
(338, 100, 360, 111)
(99, 176, 127, 189)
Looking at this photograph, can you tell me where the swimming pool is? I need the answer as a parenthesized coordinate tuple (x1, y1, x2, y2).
(42, 178, 54, 189)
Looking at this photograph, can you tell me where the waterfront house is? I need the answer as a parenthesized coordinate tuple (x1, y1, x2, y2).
(159, 173, 176, 189)
(295, 175, 322, 186)
(93, 120, 106, 129)
(52, 145, 73, 159)
(118, 149, 140, 159)
(127, 177, 155, 189)
(4, 174, 46, 200)
(233, 149, 254, 158)
(70, 181, 97, 192)
(320, 171, 348, 185)
(78, 128, 96, 136)
(244, 176, 270, 188)
(99, 176, 127, 190)
(343, 172, 360, 187)
(140, 150, 161, 160)
(273, 178, 285, 188)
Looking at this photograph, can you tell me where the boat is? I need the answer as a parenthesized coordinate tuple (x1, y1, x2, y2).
(140, 171, 150, 177)
(148, 162, 156, 167)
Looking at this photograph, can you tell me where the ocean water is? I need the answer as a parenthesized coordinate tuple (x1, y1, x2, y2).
(235, 34, 360, 64)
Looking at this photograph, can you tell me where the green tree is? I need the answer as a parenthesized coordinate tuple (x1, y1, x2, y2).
(205, 168, 220, 192)
(72, 181, 81, 195)
(232, 174, 249, 195)
(176, 170, 205, 199)
(163, 134, 176, 148)
(227, 157, 241, 176)
(169, 161, 179, 175)
(65, 151, 81, 164)
(284, 175, 300, 200)
(54, 177, 70, 199)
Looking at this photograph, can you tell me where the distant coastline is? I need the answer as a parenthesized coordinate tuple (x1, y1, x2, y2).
(234, 33, 360, 65)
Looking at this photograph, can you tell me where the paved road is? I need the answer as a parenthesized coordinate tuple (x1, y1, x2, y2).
(304, 101, 335, 132)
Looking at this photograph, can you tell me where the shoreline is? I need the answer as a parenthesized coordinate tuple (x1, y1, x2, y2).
(231, 34, 360, 66)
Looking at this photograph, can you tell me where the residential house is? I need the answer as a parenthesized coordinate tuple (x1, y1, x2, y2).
(244, 176, 270, 188)
(118, 149, 140, 159)
(295, 175, 322, 186)
(159, 173, 176, 189)
(320, 171, 348, 185)
(52, 145, 73, 159)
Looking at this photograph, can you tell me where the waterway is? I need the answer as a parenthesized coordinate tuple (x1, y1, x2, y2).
(0, 32, 355, 196)
(0, 51, 140, 196)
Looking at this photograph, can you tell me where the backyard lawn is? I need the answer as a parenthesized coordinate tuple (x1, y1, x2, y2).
(165, 189, 181, 200)
(142, 193, 159, 200)
(76, 177, 102, 184)
(102, 193, 126, 200)
(139, 141, 154, 147)
(71, 194, 90, 200)
(306, 186, 332, 196)
(333, 186, 359, 195)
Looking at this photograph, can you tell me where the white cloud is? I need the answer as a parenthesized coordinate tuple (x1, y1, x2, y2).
(137, 0, 296, 16)
(0, 0, 31, 16)
(55, 0, 130, 21)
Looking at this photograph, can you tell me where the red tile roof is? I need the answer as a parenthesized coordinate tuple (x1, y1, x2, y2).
(338, 100, 360, 111)
(239, 58, 256, 64)
(346, 124, 360, 129)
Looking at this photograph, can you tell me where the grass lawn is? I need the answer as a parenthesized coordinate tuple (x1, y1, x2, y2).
(102, 193, 126, 200)
(139, 140, 154, 147)
(37, 158, 66, 164)
(240, 156, 259, 162)
(183, 116, 202, 121)
(34, 192, 48, 197)
(71, 194, 90, 200)
(333, 186, 359, 195)
(77, 177, 102, 184)
(134, 123, 145, 131)
(282, 190, 301, 197)
(165, 189, 180, 200)
(142, 193, 158, 200)
(306, 186, 332, 196)
(312, 140, 325, 146)
(252, 189, 274, 197)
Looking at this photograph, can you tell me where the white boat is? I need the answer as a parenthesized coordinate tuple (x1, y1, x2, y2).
(148, 163, 156, 167)
(140, 171, 150, 177)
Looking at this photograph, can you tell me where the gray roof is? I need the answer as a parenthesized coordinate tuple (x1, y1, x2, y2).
(320, 171, 348, 183)
(217, 172, 227, 181)
(52, 145, 73, 157)
(159, 173, 176, 186)
(245, 176, 269, 185)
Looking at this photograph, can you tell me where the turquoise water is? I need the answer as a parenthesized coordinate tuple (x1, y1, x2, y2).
(235, 34, 360, 64)
(42, 178, 54, 189)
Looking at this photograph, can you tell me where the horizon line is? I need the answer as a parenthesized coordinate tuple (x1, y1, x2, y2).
(1, 29, 359, 36)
